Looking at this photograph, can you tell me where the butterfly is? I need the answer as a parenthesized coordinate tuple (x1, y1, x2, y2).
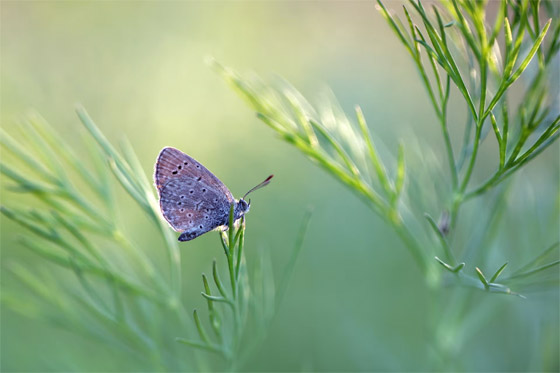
(154, 147, 273, 242)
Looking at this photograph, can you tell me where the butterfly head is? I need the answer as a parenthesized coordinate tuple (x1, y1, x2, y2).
(235, 198, 251, 219)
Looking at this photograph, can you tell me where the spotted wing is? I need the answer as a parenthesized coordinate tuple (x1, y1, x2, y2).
(154, 147, 234, 203)
(159, 176, 233, 241)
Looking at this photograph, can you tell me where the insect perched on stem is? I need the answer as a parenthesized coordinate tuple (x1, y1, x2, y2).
(154, 147, 273, 241)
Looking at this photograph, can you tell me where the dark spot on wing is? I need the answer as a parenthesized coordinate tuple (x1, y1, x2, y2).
(172, 171, 178, 175)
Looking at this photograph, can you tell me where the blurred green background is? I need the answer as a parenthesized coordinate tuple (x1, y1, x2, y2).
(1, 1, 558, 371)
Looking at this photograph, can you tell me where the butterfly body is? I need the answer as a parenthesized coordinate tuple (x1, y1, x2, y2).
(154, 147, 260, 242)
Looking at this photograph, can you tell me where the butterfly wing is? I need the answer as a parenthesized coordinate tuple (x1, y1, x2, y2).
(159, 176, 233, 241)
(154, 147, 234, 202)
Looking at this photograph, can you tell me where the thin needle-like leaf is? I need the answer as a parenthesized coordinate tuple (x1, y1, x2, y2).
(505, 261, 560, 281)
(476, 267, 489, 288)
(511, 242, 559, 276)
(193, 309, 210, 344)
(490, 262, 509, 283)
(355, 106, 393, 198)
(175, 338, 223, 354)
(425, 213, 455, 264)
(392, 143, 406, 205)
(212, 259, 228, 298)
(276, 208, 313, 309)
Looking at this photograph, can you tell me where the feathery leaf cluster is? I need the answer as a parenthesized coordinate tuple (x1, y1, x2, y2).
(212, 0, 559, 297)
(1, 109, 309, 370)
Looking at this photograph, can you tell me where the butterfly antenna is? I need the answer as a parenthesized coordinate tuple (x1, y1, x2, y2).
(243, 175, 274, 200)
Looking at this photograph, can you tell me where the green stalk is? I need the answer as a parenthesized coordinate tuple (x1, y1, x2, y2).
(439, 86, 459, 190)
(460, 125, 483, 193)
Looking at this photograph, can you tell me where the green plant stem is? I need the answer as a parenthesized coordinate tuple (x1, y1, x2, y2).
(225, 231, 241, 365)
(439, 105, 458, 191)
(227, 250, 237, 301)
(227, 205, 237, 301)
(460, 115, 484, 194)
(393, 217, 428, 274)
